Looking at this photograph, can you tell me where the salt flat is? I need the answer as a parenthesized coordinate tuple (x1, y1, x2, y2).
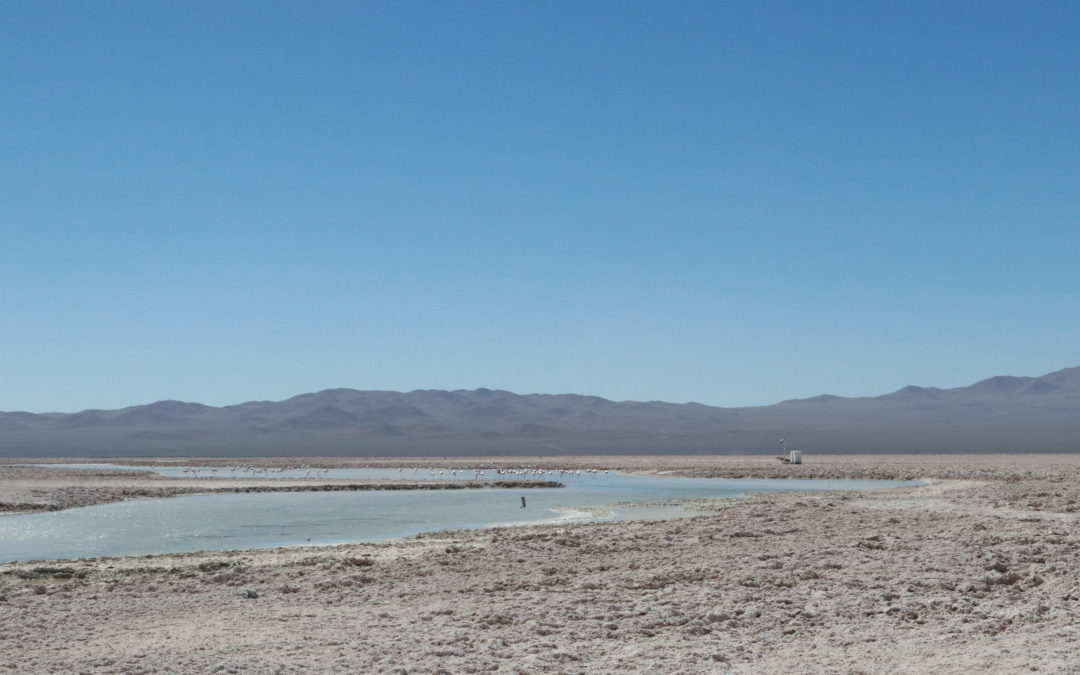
(2, 454, 1080, 673)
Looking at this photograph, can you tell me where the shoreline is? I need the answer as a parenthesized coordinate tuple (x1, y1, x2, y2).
(0, 455, 941, 515)
(0, 479, 563, 515)
(0, 464, 908, 564)
(8, 451, 1075, 480)
(0, 464, 564, 513)
(5, 454, 1080, 672)
(0, 477, 936, 568)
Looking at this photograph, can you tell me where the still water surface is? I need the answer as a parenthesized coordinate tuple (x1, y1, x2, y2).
(0, 465, 918, 563)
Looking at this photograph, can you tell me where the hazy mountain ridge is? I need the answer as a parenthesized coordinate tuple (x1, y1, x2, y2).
(2, 367, 1078, 457)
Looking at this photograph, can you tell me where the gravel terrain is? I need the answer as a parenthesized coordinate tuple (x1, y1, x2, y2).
(3, 455, 1080, 673)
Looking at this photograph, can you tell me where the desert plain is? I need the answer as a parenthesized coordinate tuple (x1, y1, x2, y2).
(2, 454, 1080, 674)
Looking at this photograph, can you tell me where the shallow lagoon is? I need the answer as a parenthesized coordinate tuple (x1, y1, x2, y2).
(1, 466, 919, 562)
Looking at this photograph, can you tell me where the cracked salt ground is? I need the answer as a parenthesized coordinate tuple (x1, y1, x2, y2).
(4, 454, 1080, 673)
(0, 465, 914, 562)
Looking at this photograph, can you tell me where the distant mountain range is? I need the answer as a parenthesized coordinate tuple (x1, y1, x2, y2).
(2, 366, 1078, 457)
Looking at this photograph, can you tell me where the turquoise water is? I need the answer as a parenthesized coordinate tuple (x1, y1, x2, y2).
(0, 466, 919, 563)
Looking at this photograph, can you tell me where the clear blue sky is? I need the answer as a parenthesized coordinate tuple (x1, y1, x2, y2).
(2, 1, 1078, 413)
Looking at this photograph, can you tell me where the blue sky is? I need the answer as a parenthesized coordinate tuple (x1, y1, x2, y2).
(2, 1, 1078, 412)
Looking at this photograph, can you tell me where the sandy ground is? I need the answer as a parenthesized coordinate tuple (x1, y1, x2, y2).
(3, 454, 1080, 673)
